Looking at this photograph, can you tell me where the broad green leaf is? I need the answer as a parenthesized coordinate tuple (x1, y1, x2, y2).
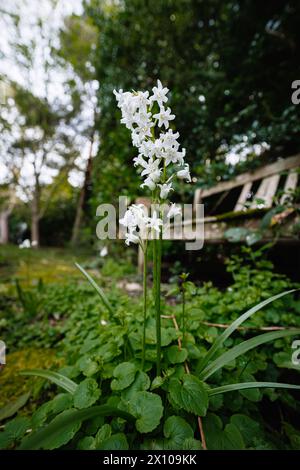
(20, 369, 78, 394)
(0, 417, 30, 449)
(95, 424, 112, 448)
(128, 391, 163, 433)
(208, 381, 300, 396)
(230, 414, 262, 447)
(182, 438, 202, 450)
(163, 416, 194, 450)
(75, 263, 113, 315)
(168, 374, 208, 416)
(198, 289, 296, 372)
(77, 356, 100, 377)
(19, 405, 135, 450)
(200, 329, 300, 380)
(166, 345, 188, 364)
(111, 362, 137, 391)
(121, 370, 150, 399)
(74, 378, 101, 409)
(77, 436, 95, 450)
(31, 394, 73, 428)
(203, 413, 245, 450)
(0, 392, 30, 422)
(98, 433, 129, 450)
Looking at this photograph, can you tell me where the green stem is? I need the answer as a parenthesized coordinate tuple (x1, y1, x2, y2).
(141, 243, 148, 370)
(182, 286, 186, 339)
(153, 231, 162, 376)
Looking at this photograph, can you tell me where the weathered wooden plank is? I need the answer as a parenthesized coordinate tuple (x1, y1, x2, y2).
(195, 153, 300, 200)
(234, 182, 252, 211)
(250, 174, 280, 208)
(280, 171, 299, 204)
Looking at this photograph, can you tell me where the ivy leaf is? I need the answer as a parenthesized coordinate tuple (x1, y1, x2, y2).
(168, 374, 208, 416)
(74, 378, 101, 409)
(128, 391, 163, 433)
(166, 346, 188, 364)
(163, 416, 194, 449)
(111, 362, 137, 391)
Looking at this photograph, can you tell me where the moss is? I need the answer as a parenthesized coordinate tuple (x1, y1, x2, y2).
(0, 347, 63, 415)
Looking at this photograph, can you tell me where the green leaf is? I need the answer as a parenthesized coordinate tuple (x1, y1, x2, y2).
(75, 263, 114, 315)
(182, 438, 202, 450)
(0, 392, 31, 422)
(163, 416, 194, 450)
(98, 433, 129, 450)
(208, 381, 300, 396)
(95, 424, 112, 448)
(111, 362, 137, 391)
(19, 405, 135, 450)
(203, 413, 245, 450)
(168, 374, 208, 416)
(0, 417, 30, 449)
(121, 370, 150, 399)
(74, 378, 101, 409)
(198, 289, 296, 373)
(230, 414, 262, 447)
(20, 369, 78, 394)
(166, 346, 188, 364)
(200, 329, 300, 380)
(128, 391, 163, 433)
(77, 356, 100, 377)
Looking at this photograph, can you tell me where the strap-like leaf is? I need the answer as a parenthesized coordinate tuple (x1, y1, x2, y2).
(20, 369, 78, 394)
(200, 328, 300, 381)
(209, 382, 300, 396)
(0, 392, 31, 421)
(198, 289, 296, 372)
(75, 262, 114, 315)
(19, 405, 135, 450)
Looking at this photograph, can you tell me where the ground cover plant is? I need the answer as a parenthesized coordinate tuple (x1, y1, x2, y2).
(1, 81, 300, 451)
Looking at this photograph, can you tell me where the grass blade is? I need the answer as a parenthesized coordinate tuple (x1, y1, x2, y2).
(198, 289, 296, 372)
(75, 262, 114, 315)
(19, 405, 135, 450)
(200, 328, 300, 381)
(209, 382, 300, 396)
(20, 369, 78, 394)
(0, 392, 31, 421)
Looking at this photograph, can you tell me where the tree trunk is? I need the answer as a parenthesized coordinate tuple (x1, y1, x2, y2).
(0, 211, 9, 244)
(71, 136, 94, 247)
(31, 187, 40, 248)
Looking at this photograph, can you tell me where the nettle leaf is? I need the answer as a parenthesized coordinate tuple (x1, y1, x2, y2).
(166, 345, 188, 364)
(122, 371, 150, 399)
(111, 362, 137, 391)
(203, 413, 245, 450)
(163, 416, 194, 449)
(98, 433, 129, 450)
(168, 374, 208, 416)
(128, 391, 163, 433)
(230, 414, 262, 447)
(74, 378, 101, 409)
